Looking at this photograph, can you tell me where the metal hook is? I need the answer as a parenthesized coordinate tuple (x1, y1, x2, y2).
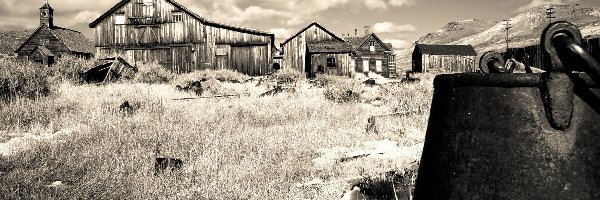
(479, 51, 508, 73)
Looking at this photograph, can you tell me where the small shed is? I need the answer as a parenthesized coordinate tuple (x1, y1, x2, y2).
(29, 46, 55, 66)
(412, 44, 477, 73)
(83, 57, 138, 83)
(306, 41, 353, 77)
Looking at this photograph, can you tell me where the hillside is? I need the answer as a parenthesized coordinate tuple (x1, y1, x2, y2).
(0, 30, 31, 55)
(397, 4, 600, 71)
(417, 19, 498, 45)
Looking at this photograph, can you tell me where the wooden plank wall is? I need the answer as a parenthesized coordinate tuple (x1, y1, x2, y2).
(352, 56, 391, 77)
(310, 53, 352, 76)
(93, 0, 273, 75)
(421, 54, 477, 73)
(16, 26, 71, 58)
(281, 24, 340, 73)
(502, 38, 600, 71)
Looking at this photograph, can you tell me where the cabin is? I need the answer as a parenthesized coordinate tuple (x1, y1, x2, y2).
(14, 2, 94, 65)
(281, 22, 354, 78)
(412, 44, 477, 73)
(307, 41, 353, 77)
(89, 0, 275, 75)
(344, 33, 397, 78)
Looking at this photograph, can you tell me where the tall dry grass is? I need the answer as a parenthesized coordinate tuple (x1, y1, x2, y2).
(0, 60, 436, 199)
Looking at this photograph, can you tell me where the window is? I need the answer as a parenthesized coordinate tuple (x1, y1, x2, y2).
(173, 12, 183, 22)
(326, 58, 336, 68)
(363, 60, 369, 72)
(376, 60, 382, 72)
(350, 60, 356, 71)
(115, 14, 126, 25)
(370, 41, 375, 52)
(143, 0, 153, 6)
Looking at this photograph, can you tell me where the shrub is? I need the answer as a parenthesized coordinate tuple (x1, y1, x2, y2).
(202, 79, 223, 95)
(134, 62, 175, 84)
(324, 78, 365, 103)
(0, 58, 53, 101)
(270, 67, 304, 85)
(174, 69, 250, 86)
(311, 74, 340, 88)
(50, 55, 95, 83)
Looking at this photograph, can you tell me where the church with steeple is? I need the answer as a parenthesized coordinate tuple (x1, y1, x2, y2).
(14, 1, 94, 65)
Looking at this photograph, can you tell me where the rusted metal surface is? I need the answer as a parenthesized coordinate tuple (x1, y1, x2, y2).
(479, 51, 506, 73)
(414, 21, 600, 199)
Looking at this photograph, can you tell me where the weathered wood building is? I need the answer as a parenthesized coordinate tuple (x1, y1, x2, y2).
(89, 0, 275, 75)
(501, 37, 600, 71)
(281, 22, 354, 77)
(307, 41, 353, 77)
(344, 33, 397, 78)
(14, 2, 94, 65)
(412, 44, 477, 73)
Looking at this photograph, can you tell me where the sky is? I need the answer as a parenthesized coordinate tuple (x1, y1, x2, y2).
(1, 0, 600, 50)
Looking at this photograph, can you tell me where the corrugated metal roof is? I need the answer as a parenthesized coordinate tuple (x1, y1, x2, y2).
(307, 41, 353, 53)
(415, 44, 477, 56)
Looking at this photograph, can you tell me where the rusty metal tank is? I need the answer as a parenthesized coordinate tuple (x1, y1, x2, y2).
(413, 22, 600, 200)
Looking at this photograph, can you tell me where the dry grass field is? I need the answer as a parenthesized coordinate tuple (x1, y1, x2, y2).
(0, 57, 434, 199)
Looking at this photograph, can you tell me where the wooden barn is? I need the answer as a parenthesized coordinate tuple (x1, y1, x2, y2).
(14, 2, 94, 65)
(281, 22, 353, 77)
(89, 0, 275, 75)
(344, 33, 397, 78)
(412, 44, 477, 73)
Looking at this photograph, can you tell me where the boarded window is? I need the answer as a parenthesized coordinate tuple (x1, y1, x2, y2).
(363, 60, 369, 72)
(327, 58, 336, 68)
(376, 60, 382, 72)
(173, 12, 183, 22)
(115, 14, 126, 25)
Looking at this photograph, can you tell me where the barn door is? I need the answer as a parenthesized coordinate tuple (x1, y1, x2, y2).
(231, 46, 251, 75)
(215, 45, 230, 70)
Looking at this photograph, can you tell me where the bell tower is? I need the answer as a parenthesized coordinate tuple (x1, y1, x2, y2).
(40, 0, 54, 27)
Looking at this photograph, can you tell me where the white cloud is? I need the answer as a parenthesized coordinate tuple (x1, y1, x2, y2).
(365, 0, 388, 10)
(383, 39, 412, 49)
(373, 22, 417, 34)
(388, 0, 416, 7)
(71, 11, 102, 26)
(516, 0, 578, 12)
(268, 28, 294, 39)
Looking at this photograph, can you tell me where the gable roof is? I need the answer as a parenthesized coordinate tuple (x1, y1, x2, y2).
(281, 22, 345, 46)
(14, 24, 94, 54)
(356, 33, 392, 51)
(415, 44, 477, 56)
(306, 41, 352, 53)
(89, 0, 272, 37)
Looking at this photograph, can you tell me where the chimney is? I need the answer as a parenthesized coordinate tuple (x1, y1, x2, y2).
(355, 29, 358, 36)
